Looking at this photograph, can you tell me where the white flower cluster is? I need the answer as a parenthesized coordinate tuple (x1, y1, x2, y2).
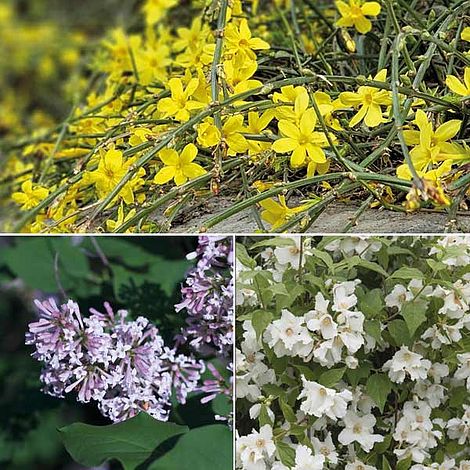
(236, 236, 470, 470)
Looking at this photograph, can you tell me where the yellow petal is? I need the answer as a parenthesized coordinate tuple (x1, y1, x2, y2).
(169, 78, 184, 99)
(364, 103, 383, 127)
(340, 91, 363, 106)
(159, 148, 179, 166)
(183, 163, 206, 179)
(272, 138, 298, 153)
(306, 144, 326, 163)
(354, 15, 372, 34)
(278, 120, 300, 139)
(299, 109, 316, 135)
(180, 143, 198, 164)
(434, 120, 461, 142)
(446, 75, 468, 96)
(349, 104, 368, 127)
(174, 170, 187, 186)
(361, 2, 381, 16)
(465, 67, 470, 90)
(154, 166, 176, 184)
(290, 146, 307, 167)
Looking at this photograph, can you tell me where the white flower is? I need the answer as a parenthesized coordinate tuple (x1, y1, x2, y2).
(332, 281, 359, 313)
(311, 432, 338, 464)
(421, 321, 463, 349)
(249, 404, 275, 422)
(306, 311, 338, 340)
(338, 411, 384, 452)
(274, 237, 307, 267)
(459, 461, 470, 470)
(292, 445, 325, 470)
(427, 362, 449, 384)
(383, 346, 431, 383)
(237, 425, 276, 470)
(410, 459, 455, 470)
(264, 310, 313, 358)
(447, 404, 470, 445)
(455, 353, 470, 390)
(385, 284, 410, 309)
(324, 236, 381, 259)
(345, 459, 378, 470)
(298, 376, 352, 419)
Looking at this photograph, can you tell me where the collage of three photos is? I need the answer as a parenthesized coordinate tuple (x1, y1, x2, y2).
(1, 0, 470, 469)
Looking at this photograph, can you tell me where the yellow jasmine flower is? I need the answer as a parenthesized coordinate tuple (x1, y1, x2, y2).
(142, 0, 177, 25)
(273, 109, 328, 168)
(173, 18, 209, 52)
(225, 19, 270, 60)
(273, 85, 309, 121)
(224, 56, 262, 96)
(197, 118, 222, 148)
(259, 195, 308, 229)
(154, 143, 206, 186)
(462, 27, 470, 42)
(340, 69, 392, 127)
(246, 110, 275, 155)
(157, 77, 206, 122)
(86, 147, 145, 205)
(106, 204, 137, 232)
(446, 67, 470, 96)
(397, 110, 462, 179)
(12, 181, 49, 211)
(335, 0, 381, 34)
(135, 43, 171, 86)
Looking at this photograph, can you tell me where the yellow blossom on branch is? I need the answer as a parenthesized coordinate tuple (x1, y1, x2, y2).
(259, 195, 309, 229)
(157, 77, 206, 122)
(462, 27, 470, 42)
(12, 181, 49, 211)
(85, 147, 145, 205)
(154, 143, 206, 186)
(273, 109, 328, 169)
(340, 69, 392, 127)
(142, 0, 177, 25)
(225, 19, 270, 60)
(335, 0, 381, 34)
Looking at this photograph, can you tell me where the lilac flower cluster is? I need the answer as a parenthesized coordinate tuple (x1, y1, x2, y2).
(175, 236, 234, 414)
(175, 236, 234, 358)
(26, 299, 203, 423)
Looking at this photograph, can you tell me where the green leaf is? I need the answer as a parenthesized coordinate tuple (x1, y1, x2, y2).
(319, 368, 345, 388)
(390, 267, 424, 280)
(236, 243, 256, 268)
(396, 455, 413, 470)
(259, 405, 273, 427)
(401, 301, 428, 338)
(449, 386, 468, 408)
(250, 238, 295, 249)
(375, 434, 392, 454)
(149, 425, 232, 470)
(293, 364, 316, 381)
(59, 413, 188, 470)
(276, 440, 295, 468)
(309, 248, 334, 270)
(252, 310, 273, 341)
(364, 319, 383, 343)
(212, 394, 231, 417)
(387, 319, 411, 347)
(360, 289, 385, 318)
(366, 373, 392, 413)
(356, 258, 389, 277)
(279, 397, 296, 423)
(346, 362, 371, 387)
(382, 456, 393, 470)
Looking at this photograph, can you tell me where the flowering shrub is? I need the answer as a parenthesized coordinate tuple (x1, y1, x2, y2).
(236, 235, 470, 469)
(0, 236, 233, 469)
(1, 0, 469, 232)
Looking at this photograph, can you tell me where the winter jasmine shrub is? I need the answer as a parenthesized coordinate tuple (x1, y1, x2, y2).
(236, 235, 470, 470)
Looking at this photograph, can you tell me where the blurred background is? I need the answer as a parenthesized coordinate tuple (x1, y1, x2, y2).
(0, 236, 222, 469)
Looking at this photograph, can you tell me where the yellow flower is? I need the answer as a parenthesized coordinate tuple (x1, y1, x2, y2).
(142, 0, 177, 25)
(154, 143, 206, 186)
(335, 0, 381, 34)
(86, 147, 145, 205)
(273, 85, 309, 121)
(12, 181, 49, 211)
(106, 204, 136, 232)
(340, 69, 392, 127)
(198, 116, 249, 156)
(259, 195, 308, 229)
(197, 118, 222, 148)
(273, 108, 328, 168)
(462, 27, 470, 42)
(225, 19, 270, 60)
(157, 78, 206, 122)
(446, 67, 470, 97)
(397, 110, 462, 179)
(224, 56, 262, 96)
(174, 18, 209, 52)
(245, 110, 274, 155)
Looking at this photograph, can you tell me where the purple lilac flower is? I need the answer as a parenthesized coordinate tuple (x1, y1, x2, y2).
(27, 299, 203, 423)
(175, 236, 234, 359)
(176, 236, 234, 418)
